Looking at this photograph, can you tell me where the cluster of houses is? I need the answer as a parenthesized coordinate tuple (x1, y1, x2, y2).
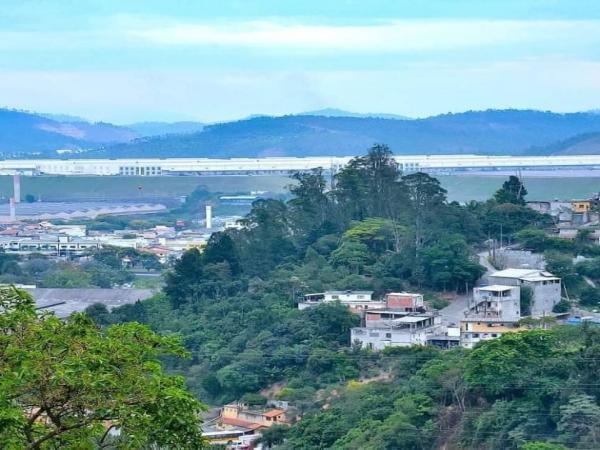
(202, 401, 290, 449)
(0, 221, 210, 263)
(527, 196, 600, 241)
(298, 267, 563, 351)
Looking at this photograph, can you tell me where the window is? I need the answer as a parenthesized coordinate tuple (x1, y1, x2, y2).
(385, 333, 392, 338)
(473, 333, 480, 338)
(491, 334, 498, 337)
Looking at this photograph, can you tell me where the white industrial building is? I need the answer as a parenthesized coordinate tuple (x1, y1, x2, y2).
(0, 154, 599, 176)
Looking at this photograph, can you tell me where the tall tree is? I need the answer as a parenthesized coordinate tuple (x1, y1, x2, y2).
(402, 172, 447, 249)
(334, 144, 400, 220)
(494, 175, 528, 205)
(0, 287, 205, 449)
(288, 168, 331, 240)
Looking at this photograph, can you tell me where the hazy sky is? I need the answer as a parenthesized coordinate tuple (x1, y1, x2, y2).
(1, 0, 600, 123)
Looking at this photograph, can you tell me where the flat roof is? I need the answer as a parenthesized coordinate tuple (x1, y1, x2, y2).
(491, 268, 557, 280)
(490, 268, 540, 278)
(478, 285, 514, 292)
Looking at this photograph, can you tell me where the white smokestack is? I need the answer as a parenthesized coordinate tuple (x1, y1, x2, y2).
(9, 197, 16, 221)
(13, 174, 20, 203)
(205, 204, 213, 229)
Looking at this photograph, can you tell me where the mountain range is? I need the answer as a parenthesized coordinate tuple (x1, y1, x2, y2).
(2, 107, 600, 158)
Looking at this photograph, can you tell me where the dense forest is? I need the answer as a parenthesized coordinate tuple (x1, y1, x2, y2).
(78, 145, 600, 448)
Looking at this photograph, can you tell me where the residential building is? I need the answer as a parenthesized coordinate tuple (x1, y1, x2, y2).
(460, 319, 525, 349)
(467, 285, 521, 322)
(384, 292, 424, 312)
(202, 402, 289, 449)
(298, 290, 385, 312)
(488, 268, 561, 317)
(351, 314, 441, 350)
(221, 402, 288, 427)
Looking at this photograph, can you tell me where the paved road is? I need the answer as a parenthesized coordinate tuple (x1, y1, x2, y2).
(440, 295, 469, 326)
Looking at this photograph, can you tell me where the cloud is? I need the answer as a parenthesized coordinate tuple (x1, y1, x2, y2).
(1, 59, 600, 122)
(125, 18, 600, 53)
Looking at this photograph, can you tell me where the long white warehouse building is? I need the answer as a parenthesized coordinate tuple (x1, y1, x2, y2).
(0, 155, 599, 176)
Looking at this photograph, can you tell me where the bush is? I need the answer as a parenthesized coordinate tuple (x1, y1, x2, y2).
(552, 299, 570, 313)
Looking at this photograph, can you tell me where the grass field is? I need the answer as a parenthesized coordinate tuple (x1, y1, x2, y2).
(0, 175, 291, 202)
(0, 174, 597, 203)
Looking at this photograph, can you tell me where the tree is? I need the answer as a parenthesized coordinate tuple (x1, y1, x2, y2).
(334, 144, 400, 220)
(203, 232, 241, 275)
(164, 248, 205, 308)
(494, 175, 528, 205)
(520, 285, 533, 316)
(289, 168, 330, 238)
(0, 287, 206, 449)
(330, 240, 370, 273)
(402, 172, 447, 249)
(545, 251, 579, 290)
(558, 394, 600, 447)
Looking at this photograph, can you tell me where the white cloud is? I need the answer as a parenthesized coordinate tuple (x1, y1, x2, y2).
(125, 18, 600, 52)
(1, 59, 600, 122)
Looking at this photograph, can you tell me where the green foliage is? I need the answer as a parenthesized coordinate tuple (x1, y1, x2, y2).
(0, 287, 205, 449)
(494, 175, 528, 205)
(520, 285, 533, 316)
(93, 146, 566, 447)
(580, 286, 600, 307)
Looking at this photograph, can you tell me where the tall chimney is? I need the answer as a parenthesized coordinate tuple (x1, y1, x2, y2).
(9, 197, 16, 222)
(205, 204, 213, 229)
(13, 174, 20, 203)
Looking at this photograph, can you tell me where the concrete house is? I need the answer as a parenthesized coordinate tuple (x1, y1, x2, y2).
(488, 268, 561, 317)
(460, 285, 523, 348)
(351, 314, 440, 350)
(298, 290, 385, 312)
(460, 319, 525, 349)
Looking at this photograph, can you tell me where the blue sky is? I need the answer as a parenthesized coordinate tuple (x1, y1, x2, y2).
(1, 0, 600, 123)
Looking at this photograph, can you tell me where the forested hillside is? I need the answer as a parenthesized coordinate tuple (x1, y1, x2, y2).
(97, 110, 600, 158)
(0, 108, 137, 155)
(79, 145, 600, 448)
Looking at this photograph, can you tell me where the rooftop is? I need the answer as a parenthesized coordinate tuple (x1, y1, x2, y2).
(478, 285, 514, 292)
(491, 268, 557, 280)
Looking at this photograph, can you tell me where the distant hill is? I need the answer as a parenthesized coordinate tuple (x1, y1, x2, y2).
(530, 132, 600, 155)
(301, 108, 412, 120)
(92, 109, 600, 158)
(0, 109, 137, 155)
(5, 108, 600, 158)
(125, 121, 204, 137)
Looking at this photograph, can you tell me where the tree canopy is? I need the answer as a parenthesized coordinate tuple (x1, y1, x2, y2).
(0, 287, 205, 449)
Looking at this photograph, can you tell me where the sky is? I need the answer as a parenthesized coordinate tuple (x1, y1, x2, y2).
(1, 0, 600, 123)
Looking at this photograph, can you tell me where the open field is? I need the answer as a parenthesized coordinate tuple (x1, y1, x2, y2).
(0, 173, 596, 204)
(0, 175, 292, 202)
(437, 174, 600, 202)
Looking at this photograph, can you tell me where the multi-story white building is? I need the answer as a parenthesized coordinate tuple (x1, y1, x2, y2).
(488, 268, 561, 317)
(467, 285, 521, 322)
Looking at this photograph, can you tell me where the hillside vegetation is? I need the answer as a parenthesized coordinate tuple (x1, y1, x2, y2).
(87, 145, 600, 449)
